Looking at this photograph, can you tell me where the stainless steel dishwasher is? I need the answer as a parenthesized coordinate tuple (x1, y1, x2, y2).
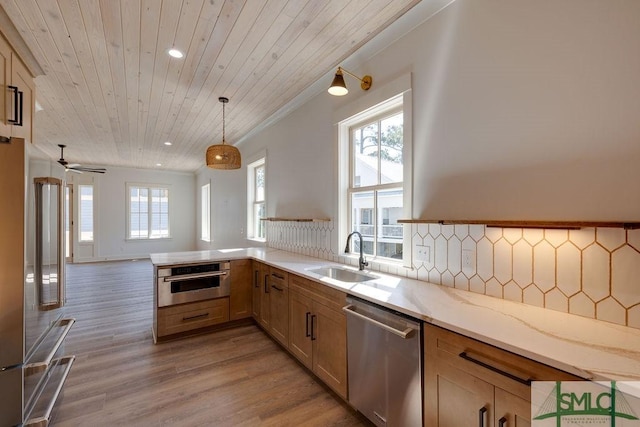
(343, 296, 422, 427)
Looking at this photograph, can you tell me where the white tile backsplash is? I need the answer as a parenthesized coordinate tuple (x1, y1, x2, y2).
(266, 220, 640, 330)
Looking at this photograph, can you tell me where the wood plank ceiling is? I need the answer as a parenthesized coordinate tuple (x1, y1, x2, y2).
(1, 0, 421, 172)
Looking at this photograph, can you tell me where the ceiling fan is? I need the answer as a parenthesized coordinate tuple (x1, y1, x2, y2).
(57, 144, 106, 174)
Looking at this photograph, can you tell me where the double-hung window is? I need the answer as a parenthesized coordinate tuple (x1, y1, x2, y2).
(247, 158, 266, 241)
(127, 184, 170, 239)
(349, 108, 404, 260)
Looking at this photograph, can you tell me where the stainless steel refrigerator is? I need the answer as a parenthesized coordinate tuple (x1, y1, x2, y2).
(0, 138, 75, 427)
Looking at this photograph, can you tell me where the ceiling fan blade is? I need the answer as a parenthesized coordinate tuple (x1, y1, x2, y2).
(55, 144, 106, 173)
(69, 166, 106, 174)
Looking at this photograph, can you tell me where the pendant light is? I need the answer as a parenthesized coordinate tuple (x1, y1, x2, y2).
(206, 97, 241, 170)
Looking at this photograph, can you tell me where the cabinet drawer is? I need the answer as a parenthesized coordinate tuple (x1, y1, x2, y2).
(290, 275, 346, 312)
(157, 298, 229, 337)
(425, 323, 581, 399)
(269, 267, 289, 289)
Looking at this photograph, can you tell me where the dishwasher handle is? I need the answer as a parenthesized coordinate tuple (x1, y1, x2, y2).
(343, 304, 415, 339)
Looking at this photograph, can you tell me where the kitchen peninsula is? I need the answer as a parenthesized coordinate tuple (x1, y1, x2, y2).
(150, 247, 640, 382)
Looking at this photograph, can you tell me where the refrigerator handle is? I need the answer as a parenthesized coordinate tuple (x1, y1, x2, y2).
(34, 177, 65, 310)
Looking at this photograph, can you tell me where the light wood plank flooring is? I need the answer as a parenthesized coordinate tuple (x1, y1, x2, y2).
(53, 260, 368, 426)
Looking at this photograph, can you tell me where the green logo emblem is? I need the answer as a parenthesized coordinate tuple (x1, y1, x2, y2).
(533, 381, 639, 426)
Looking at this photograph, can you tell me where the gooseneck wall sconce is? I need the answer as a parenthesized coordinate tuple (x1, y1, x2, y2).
(328, 67, 373, 96)
(206, 96, 241, 170)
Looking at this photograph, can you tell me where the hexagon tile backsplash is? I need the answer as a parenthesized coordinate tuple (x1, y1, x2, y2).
(266, 221, 640, 330)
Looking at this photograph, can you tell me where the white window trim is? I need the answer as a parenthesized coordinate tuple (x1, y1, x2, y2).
(201, 182, 211, 242)
(336, 74, 413, 268)
(247, 155, 266, 242)
(125, 183, 171, 241)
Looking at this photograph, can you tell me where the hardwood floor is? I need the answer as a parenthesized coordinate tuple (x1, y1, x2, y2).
(53, 260, 368, 426)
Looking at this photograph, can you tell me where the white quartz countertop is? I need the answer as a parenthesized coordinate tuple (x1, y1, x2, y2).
(150, 248, 640, 381)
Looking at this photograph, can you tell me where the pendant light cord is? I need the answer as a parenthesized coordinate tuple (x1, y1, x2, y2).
(219, 96, 229, 145)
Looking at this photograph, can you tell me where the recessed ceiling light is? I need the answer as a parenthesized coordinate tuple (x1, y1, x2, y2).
(164, 141, 172, 146)
(168, 48, 183, 58)
(156, 163, 162, 167)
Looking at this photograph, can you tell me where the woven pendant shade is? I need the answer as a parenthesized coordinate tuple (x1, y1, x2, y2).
(206, 96, 241, 170)
(206, 144, 241, 169)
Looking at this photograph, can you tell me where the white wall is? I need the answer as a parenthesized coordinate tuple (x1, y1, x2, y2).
(404, 0, 640, 221)
(195, 166, 250, 250)
(193, 0, 640, 329)
(67, 166, 196, 262)
(231, 0, 640, 230)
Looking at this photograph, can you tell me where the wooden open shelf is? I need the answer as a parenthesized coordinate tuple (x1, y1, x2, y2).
(396, 219, 640, 230)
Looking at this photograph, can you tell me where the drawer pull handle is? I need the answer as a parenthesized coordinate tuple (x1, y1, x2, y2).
(459, 351, 532, 385)
(271, 273, 285, 280)
(479, 406, 487, 427)
(8, 85, 23, 126)
(310, 314, 317, 341)
(24, 356, 75, 427)
(271, 285, 283, 292)
(183, 312, 209, 321)
(499, 416, 507, 427)
(24, 318, 75, 376)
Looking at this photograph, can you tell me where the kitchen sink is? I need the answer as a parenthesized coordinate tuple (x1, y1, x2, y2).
(308, 266, 377, 283)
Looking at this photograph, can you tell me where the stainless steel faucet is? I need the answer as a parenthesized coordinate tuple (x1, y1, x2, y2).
(345, 231, 368, 271)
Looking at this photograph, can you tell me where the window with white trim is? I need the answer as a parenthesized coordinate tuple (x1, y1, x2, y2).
(127, 184, 170, 239)
(339, 92, 411, 264)
(349, 108, 404, 259)
(247, 158, 266, 241)
(78, 184, 94, 242)
(201, 183, 211, 242)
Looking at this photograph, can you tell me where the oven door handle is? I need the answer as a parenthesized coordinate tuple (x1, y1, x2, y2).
(163, 271, 228, 282)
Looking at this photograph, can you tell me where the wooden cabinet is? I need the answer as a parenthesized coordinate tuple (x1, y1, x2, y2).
(229, 259, 252, 320)
(156, 298, 229, 338)
(289, 289, 313, 367)
(0, 33, 11, 138)
(0, 33, 34, 143)
(289, 274, 348, 399)
(267, 267, 289, 346)
(424, 323, 581, 427)
(252, 261, 270, 328)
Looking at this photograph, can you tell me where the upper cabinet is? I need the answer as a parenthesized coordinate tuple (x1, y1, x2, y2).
(0, 32, 35, 143)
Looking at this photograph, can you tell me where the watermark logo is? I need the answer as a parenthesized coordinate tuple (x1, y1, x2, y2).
(532, 381, 640, 426)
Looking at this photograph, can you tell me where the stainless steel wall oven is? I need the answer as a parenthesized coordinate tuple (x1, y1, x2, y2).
(157, 261, 230, 307)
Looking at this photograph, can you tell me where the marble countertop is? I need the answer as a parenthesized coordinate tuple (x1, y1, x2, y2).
(150, 248, 640, 381)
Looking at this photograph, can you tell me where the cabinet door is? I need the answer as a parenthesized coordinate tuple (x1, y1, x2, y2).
(269, 280, 289, 346)
(312, 302, 347, 399)
(289, 290, 313, 369)
(258, 266, 270, 329)
(425, 361, 494, 427)
(495, 388, 531, 427)
(10, 55, 34, 142)
(0, 34, 10, 136)
(229, 259, 252, 320)
(251, 262, 262, 320)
